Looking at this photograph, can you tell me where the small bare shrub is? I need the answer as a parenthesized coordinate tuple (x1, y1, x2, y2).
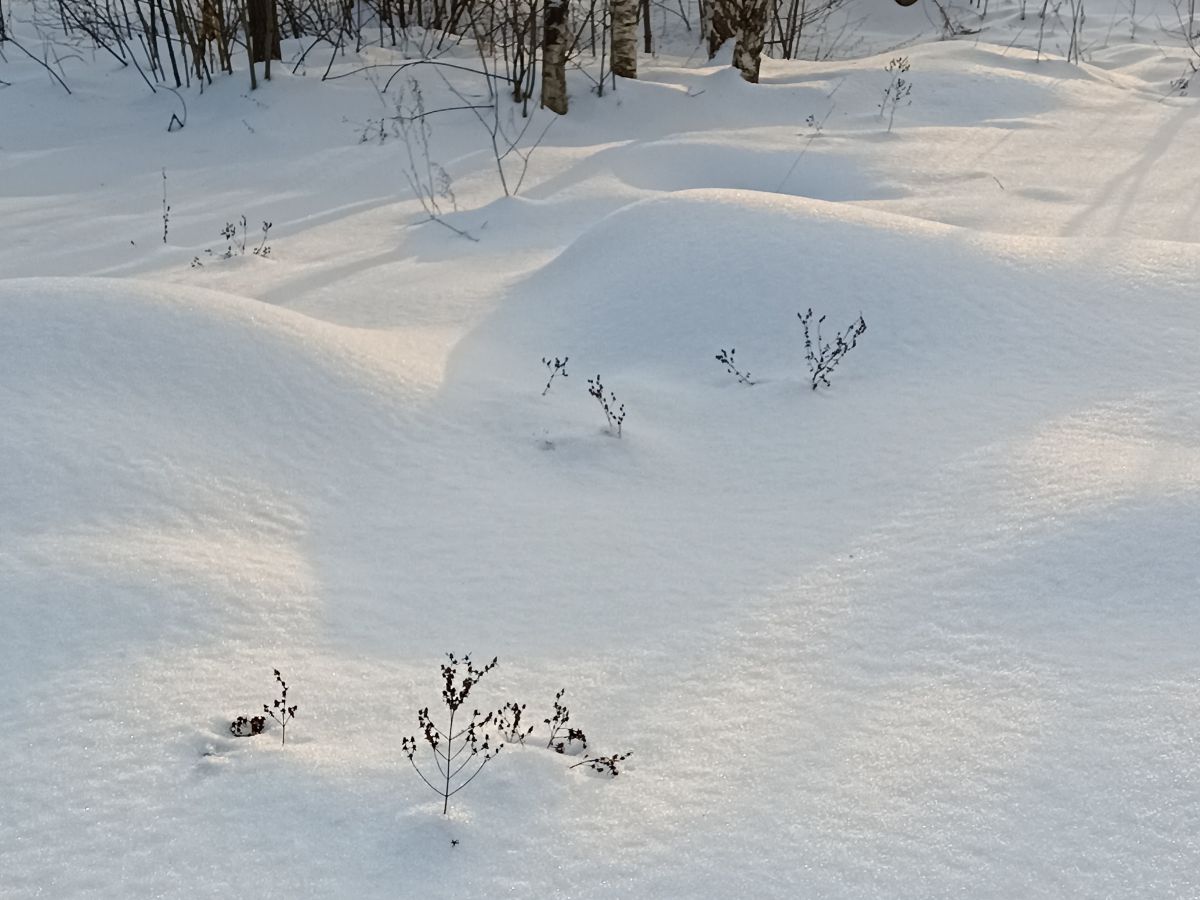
(569, 751, 632, 777)
(229, 714, 266, 737)
(401, 653, 503, 815)
(879, 57, 913, 132)
(191, 216, 272, 266)
(587, 375, 625, 437)
(541, 356, 569, 395)
(496, 701, 535, 743)
(715, 348, 756, 386)
(263, 669, 298, 746)
(545, 688, 588, 754)
(798, 309, 867, 390)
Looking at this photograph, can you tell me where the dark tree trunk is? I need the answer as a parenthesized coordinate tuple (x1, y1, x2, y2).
(156, 0, 183, 86)
(247, 0, 280, 63)
(278, 0, 303, 36)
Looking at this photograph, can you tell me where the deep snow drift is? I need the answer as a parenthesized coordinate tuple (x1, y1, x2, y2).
(2, 1, 1200, 897)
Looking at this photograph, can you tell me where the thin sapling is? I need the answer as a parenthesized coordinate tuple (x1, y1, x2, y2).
(395, 78, 476, 242)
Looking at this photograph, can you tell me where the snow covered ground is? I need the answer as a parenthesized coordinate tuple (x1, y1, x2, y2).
(2, 1, 1200, 896)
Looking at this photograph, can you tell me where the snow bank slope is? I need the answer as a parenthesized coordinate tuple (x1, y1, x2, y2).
(433, 191, 1200, 898)
(5, 185, 1199, 897)
(4, 22, 1200, 897)
(0, 277, 425, 679)
(447, 187, 1200, 475)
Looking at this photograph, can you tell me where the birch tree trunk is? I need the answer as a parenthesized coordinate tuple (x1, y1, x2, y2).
(611, 0, 638, 78)
(705, 0, 736, 58)
(541, 0, 569, 115)
(731, 0, 768, 82)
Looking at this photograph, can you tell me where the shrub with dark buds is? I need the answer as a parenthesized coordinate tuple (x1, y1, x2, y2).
(545, 688, 588, 755)
(496, 701, 535, 744)
(798, 308, 867, 391)
(229, 714, 266, 737)
(715, 348, 756, 386)
(220, 218, 244, 258)
(401, 653, 504, 815)
(161, 169, 170, 245)
(570, 751, 632, 777)
(263, 669, 298, 746)
(541, 356, 569, 396)
(587, 375, 625, 437)
(253, 221, 273, 257)
(191, 216, 272, 267)
(879, 57, 913, 133)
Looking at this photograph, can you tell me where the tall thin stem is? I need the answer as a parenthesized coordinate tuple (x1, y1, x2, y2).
(443, 708, 455, 814)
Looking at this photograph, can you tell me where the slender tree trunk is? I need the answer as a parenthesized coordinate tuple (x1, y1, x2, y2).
(267, 0, 281, 59)
(206, 0, 233, 73)
(140, 0, 162, 77)
(731, 0, 768, 82)
(170, 0, 201, 82)
(0, 0, 7, 43)
(155, 0, 183, 86)
(241, 0, 258, 88)
(265, 0, 277, 78)
(278, 0, 302, 36)
(541, 0, 568, 114)
(610, 0, 637, 77)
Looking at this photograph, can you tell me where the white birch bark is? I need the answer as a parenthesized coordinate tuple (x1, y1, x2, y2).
(731, 0, 768, 83)
(706, 0, 736, 57)
(541, 0, 569, 115)
(611, 0, 639, 78)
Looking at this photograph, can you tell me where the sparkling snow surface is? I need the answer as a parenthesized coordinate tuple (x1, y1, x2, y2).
(2, 2, 1199, 896)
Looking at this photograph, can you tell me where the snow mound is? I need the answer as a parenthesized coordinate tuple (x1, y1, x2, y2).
(0, 277, 420, 678)
(446, 188, 1198, 396)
